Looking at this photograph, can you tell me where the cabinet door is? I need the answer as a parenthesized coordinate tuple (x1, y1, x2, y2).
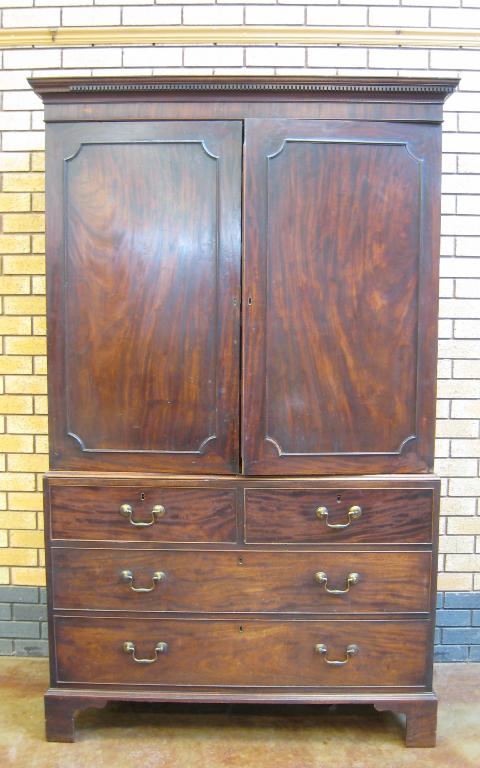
(47, 121, 241, 473)
(243, 119, 440, 475)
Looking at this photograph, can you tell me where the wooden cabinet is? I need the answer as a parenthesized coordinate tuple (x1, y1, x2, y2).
(45, 120, 242, 473)
(30, 75, 457, 747)
(243, 119, 439, 475)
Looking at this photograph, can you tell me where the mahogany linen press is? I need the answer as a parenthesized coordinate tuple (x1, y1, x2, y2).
(29, 76, 457, 745)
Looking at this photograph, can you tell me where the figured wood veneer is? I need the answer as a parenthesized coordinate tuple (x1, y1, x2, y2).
(31, 75, 454, 746)
(51, 548, 432, 615)
(49, 485, 237, 542)
(45, 120, 242, 473)
(55, 616, 430, 688)
(244, 487, 433, 544)
(242, 118, 439, 476)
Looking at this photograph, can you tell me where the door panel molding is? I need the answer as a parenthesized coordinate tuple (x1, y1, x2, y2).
(48, 121, 242, 473)
(264, 137, 422, 459)
(243, 119, 439, 476)
(63, 139, 219, 457)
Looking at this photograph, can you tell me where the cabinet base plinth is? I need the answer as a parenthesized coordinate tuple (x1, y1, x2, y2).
(374, 696, 438, 747)
(44, 688, 437, 746)
(44, 692, 109, 742)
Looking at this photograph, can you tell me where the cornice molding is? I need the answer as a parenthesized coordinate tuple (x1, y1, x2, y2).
(1, 25, 480, 49)
(69, 81, 455, 94)
(29, 75, 459, 103)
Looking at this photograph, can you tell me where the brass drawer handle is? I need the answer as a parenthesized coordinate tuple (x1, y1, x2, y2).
(119, 503, 165, 527)
(316, 505, 362, 529)
(120, 569, 166, 593)
(123, 641, 168, 664)
(314, 571, 360, 595)
(315, 643, 359, 666)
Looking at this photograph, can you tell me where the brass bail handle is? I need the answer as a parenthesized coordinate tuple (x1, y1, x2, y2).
(316, 504, 362, 529)
(120, 569, 166, 593)
(315, 643, 359, 666)
(315, 571, 360, 595)
(123, 641, 168, 664)
(119, 503, 165, 527)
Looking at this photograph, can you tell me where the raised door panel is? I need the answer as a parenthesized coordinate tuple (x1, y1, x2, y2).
(243, 119, 440, 475)
(47, 121, 242, 472)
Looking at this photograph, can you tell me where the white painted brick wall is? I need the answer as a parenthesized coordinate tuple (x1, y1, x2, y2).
(369, 48, 429, 68)
(456, 280, 480, 298)
(307, 6, 368, 24)
(369, 7, 430, 26)
(36, 0, 93, 5)
(122, 6, 182, 25)
(122, 47, 183, 66)
(0, 2, 478, 594)
(2, 7, 60, 26)
(3, 49, 61, 69)
(245, 5, 305, 23)
(308, 48, 368, 67)
(246, 46, 306, 65)
(184, 47, 244, 66)
(62, 47, 123, 68)
(431, 7, 480, 27)
(62, 6, 121, 25)
(183, 6, 244, 24)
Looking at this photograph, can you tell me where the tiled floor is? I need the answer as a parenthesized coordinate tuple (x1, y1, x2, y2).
(0, 658, 479, 767)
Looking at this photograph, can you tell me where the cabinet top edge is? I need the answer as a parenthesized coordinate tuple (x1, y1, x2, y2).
(44, 471, 440, 484)
(28, 75, 459, 104)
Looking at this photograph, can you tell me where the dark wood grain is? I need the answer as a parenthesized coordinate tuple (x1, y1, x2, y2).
(49, 485, 237, 542)
(244, 487, 433, 544)
(54, 616, 430, 688)
(268, 137, 419, 453)
(44, 473, 441, 490)
(242, 118, 441, 475)
(43, 101, 446, 125)
(29, 75, 459, 100)
(29, 76, 458, 132)
(51, 548, 431, 614)
(46, 120, 241, 473)
(33, 75, 452, 745)
(43, 687, 438, 747)
(44, 693, 108, 743)
(374, 697, 438, 747)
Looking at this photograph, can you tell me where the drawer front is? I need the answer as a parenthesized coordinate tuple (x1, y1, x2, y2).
(54, 616, 430, 687)
(245, 488, 433, 544)
(51, 548, 431, 614)
(49, 486, 237, 542)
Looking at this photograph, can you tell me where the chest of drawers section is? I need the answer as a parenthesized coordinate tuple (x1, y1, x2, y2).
(44, 474, 439, 735)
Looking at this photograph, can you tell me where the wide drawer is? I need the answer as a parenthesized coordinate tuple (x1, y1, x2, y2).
(54, 616, 430, 687)
(51, 548, 431, 614)
(48, 486, 237, 542)
(245, 488, 433, 544)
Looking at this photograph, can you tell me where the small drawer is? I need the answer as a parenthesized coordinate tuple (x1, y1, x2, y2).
(245, 488, 433, 544)
(48, 485, 237, 543)
(51, 547, 431, 615)
(54, 616, 430, 688)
